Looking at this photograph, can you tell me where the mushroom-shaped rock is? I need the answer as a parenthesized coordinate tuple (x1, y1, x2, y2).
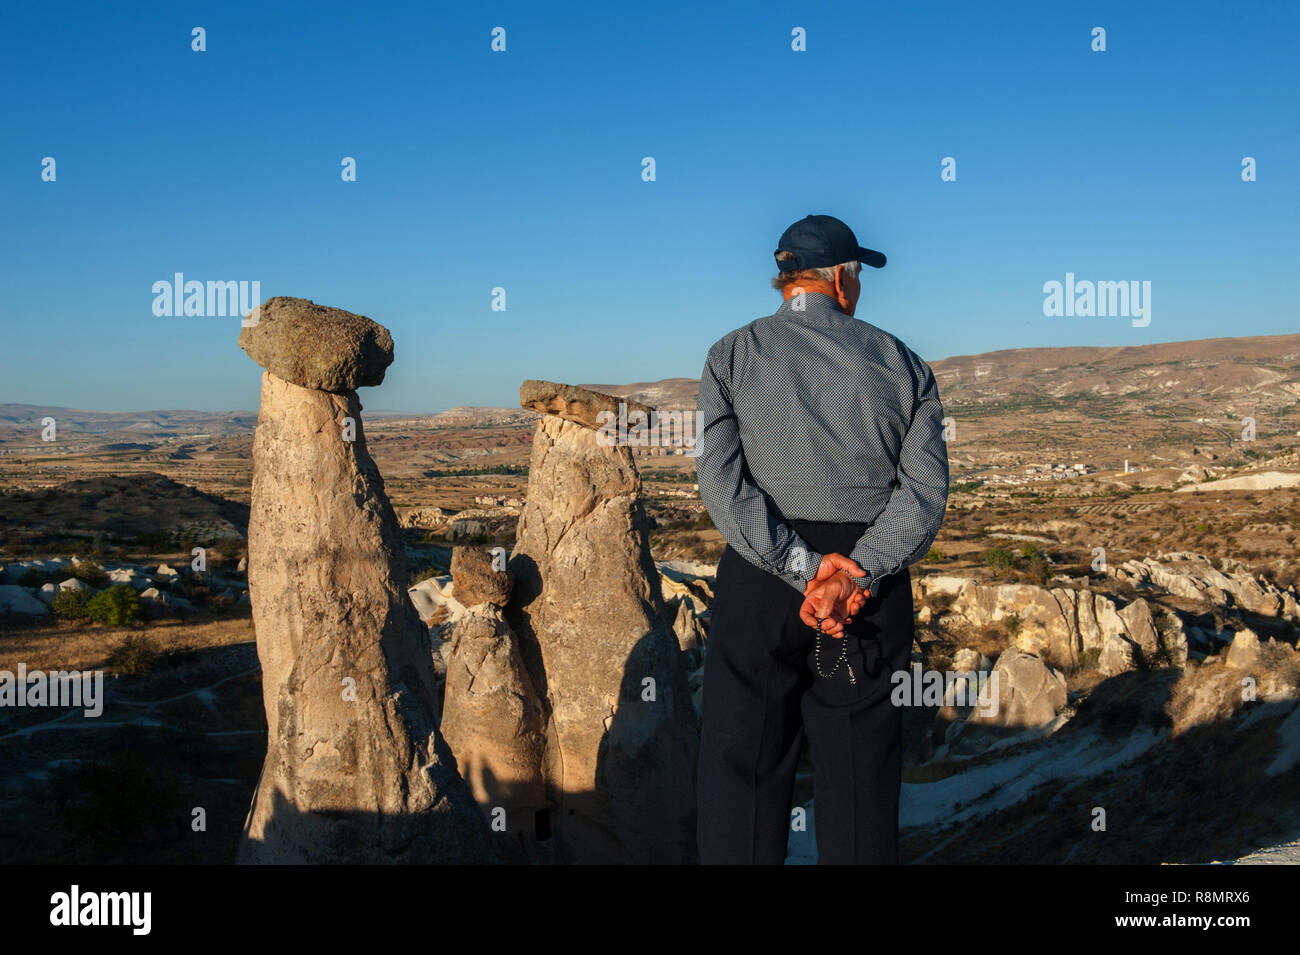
(239, 296, 394, 392)
(235, 303, 493, 864)
(519, 379, 655, 432)
(505, 380, 699, 864)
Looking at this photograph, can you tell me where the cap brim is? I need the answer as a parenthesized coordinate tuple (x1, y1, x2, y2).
(858, 248, 886, 269)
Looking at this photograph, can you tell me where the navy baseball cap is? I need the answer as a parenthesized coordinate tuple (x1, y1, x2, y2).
(775, 214, 886, 271)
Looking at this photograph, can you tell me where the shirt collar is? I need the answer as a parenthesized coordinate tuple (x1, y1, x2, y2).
(774, 291, 851, 323)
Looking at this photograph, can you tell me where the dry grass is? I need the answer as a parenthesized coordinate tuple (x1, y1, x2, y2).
(0, 613, 254, 673)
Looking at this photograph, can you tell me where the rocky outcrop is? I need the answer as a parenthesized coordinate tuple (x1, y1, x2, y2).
(958, 648, 1069, 745)
(914, 576, 1169, 674)
(500, 379, 699, 863)
(438, 604, 547, 859)
(672, 600, 708, 668)
(1224, 628, 1263, 671)
(0, 585, 50, 616)
(449, 546, 513, 608)
(1174, 471, 1300, 493)
(1114, 552, 1299, 621)
(237, 300, 493, 864)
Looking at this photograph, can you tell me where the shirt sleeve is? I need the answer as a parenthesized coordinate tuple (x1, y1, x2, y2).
(846, 355, 950, 593)
(694, 341, 823, 593)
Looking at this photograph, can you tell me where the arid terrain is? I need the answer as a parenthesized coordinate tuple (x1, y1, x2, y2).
(2, 332, 1298, 863)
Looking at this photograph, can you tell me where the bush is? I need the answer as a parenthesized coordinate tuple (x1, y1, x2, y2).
(73, 560, 108, 588)
(132, 531, 171, 552)
(105, 634, 162, 676)
(86, 585, 142, 627)
(51, 588, 92, 620)
(1078, 647, 1101, 670)
(922, 547, 947, 563)
(408, 565, 442, 587)
(1259, 642, 1300, 686)
(1025, 554, 1052, 587)
(1002, 614, 1023, 637)
(688, 511, 715, 531)
(982, 547, 1016, 572)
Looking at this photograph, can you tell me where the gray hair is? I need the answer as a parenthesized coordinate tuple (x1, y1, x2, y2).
(771, 251, 861, 291)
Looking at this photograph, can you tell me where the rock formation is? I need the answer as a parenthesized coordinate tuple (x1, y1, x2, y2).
(671, 600, 708, 668)
(449, 545, 513, 607)
(236, 297, 494, 864)
(438, 584, 548, 859)
(913, 575, 1175, 674)
(956, 647, 1069, 750)
(482, 379, 700, 863)
(1114, 552, 1300, 621)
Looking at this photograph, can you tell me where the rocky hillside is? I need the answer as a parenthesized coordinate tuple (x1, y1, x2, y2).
(0, 473, 249, 546)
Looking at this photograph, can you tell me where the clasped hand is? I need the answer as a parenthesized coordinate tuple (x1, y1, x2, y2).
(798, 553, 870, 638)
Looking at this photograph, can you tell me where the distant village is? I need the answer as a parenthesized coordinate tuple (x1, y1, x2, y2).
(633, 446, 696, 457)
(975, 463, 1095, 487)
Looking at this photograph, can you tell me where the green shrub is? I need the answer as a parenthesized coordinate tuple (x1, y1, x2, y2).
(982, 547, 1016, 572)
(408, 565, 442, 587)
(922, 547, 947, 563)
(1078, 647, 1101, 670)
(86, 585, 142, 627)
(52, 588, 92, 620)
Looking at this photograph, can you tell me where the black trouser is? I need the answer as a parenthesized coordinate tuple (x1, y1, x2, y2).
(697, 519, 913, 865)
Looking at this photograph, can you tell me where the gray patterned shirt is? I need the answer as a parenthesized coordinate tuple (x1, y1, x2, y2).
(695, 291, 950, 595)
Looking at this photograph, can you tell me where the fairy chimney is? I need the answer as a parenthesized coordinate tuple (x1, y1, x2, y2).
(236, 297, 494, 863)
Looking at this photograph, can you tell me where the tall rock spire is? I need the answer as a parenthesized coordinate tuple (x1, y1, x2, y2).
(502, 379, 699, 863)
(236, 297, 494, 863)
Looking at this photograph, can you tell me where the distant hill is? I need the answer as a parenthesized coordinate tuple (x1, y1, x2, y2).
(0, 404, 257, 437)
(0, 472, 249, 541)
(927, 333, 1300, 415)
(423, 406, 539, 428)
(5, 333, 1298, 463)
(575, 378, 701, 411)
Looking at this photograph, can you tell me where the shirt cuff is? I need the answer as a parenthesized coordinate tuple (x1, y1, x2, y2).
(842, 569, 876, 593)
(788, 548, 824, 592)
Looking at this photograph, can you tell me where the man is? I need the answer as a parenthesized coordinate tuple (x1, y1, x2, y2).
(694, 213, 950, 864)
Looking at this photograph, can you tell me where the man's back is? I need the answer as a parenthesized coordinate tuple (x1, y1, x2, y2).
(695, 289, 949, 594)
(704, 291, 937, 525)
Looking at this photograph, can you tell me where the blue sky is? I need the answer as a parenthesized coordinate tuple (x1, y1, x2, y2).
(2, 0, 1296, 413)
